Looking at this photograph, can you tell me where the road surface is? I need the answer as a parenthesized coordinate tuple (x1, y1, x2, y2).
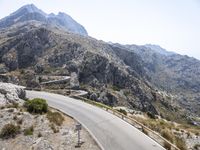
(40, 76, 70, 85)
(26, 90, 165, 150)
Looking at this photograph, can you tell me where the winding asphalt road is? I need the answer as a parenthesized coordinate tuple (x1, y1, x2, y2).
(26, 90, 165, 150)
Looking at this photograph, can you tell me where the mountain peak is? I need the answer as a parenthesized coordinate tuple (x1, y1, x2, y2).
(0, 4, 88, 36)
(21, 4, 37, 10)
(11, 4, 46, 16)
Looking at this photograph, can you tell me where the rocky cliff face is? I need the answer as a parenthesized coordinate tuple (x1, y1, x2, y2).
(0, 4, 88, 36)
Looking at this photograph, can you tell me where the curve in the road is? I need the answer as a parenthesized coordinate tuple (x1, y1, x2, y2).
(40, 76, 70, 85)
(26, 90, 165, 150)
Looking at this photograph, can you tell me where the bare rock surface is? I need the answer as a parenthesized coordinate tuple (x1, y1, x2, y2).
(0, 82, 25, 105)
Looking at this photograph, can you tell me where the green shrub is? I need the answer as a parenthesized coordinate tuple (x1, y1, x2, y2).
(0, 124, 20, 139)
(24, 98, 48, 114)
(24, 126, 34, 136)
(47, 111, 64, 126)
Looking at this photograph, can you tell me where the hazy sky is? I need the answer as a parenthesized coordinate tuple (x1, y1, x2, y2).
(0, 0, 200, 59)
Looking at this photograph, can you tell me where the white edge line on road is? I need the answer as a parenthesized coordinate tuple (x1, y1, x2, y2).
(49, 104, 105, 150)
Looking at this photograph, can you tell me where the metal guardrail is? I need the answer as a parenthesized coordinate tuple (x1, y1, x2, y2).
(72, 95, 181, 150)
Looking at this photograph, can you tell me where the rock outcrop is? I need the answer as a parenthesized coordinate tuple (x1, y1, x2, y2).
(0, 82, 25, 105)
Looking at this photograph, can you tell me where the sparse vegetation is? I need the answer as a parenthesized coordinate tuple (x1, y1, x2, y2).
(124, 90, 130, 97)
(20, 69, 25, 74)
(142, 127, 149, 135)
(194, 144, 200, 150)
(47, 111, 64, 126)
(195, 132, 199, 136)
(38, 76, 42, 83)
(130, 115, 197, 149)
(112, 85, 120, 91)
(24, 126, 34, 136)
(163, 141, 171, 150)
(83, 98, 112, 110)
(13, 115, 17, 120)
(24, 98, 48, 114)
(17, 119, 23, 125)
(147, 111, 156, 119)
(161, 129, 174, 143)
(50, 123, 59, 133)
(0, 106, 5, 109)
(0, 123, 20, 139)
(38, 132, 42, 137)
(117, 109, 127, 116)
(178, 123, 200, 135)
(7, 108, 14, 112)
(6, 103, 19, 109)
(175, 137, 187, 150)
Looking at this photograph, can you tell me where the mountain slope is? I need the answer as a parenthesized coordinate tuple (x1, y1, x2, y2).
(113, 43, 200, 117)
(0, 4, 199, 123)
(0, 4, 88, 36)
(0, 21, 177, 117)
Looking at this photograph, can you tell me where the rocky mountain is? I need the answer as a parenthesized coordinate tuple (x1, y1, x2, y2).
(0, 21, 167, 116)
(0, 4, 199, 123)
(112, 43, 200, 117)
(144, 44, 175, 56)
(0, 4, 88, 36)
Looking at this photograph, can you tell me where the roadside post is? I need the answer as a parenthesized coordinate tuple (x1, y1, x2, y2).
(75, 123, 82, 148)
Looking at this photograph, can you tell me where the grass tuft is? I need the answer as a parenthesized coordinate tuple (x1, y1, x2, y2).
(24, 126, 34, 136)
(47, 111, 64, 126)
(0, 123, 20, 139)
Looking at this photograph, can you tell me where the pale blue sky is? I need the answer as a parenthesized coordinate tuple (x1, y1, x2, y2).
(0, 0, 200, 59)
